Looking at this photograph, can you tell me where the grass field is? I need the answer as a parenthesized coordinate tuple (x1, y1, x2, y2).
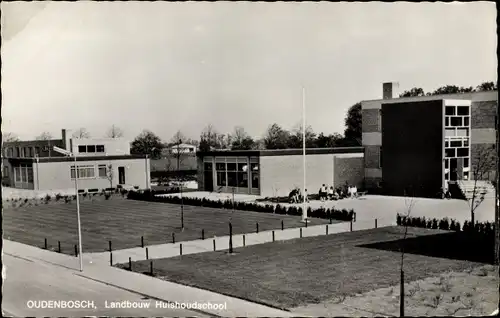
(3, 198, 330, 254)
(117, 226, 489, 310)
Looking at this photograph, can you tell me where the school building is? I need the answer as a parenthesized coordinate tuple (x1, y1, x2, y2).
(2, 129, 151, 192)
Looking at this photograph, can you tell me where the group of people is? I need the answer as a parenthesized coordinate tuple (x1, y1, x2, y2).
(288, 187, 309, 204)
(288, 183, 360, 203)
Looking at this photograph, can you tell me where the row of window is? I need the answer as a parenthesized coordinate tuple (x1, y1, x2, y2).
(445, 106, 470, 116)
(78, 145, 105, 153)
(4, 146, 48, 158)
(445, 128, 469, 138)
(445, 138, 469, 148)
(204, 161, 260, 189)
(445, 147, 469, 158)
(14, 164, 33, 183)
(70, 164, 110, 179)
(445, 116, 469, 128)
(444, 158, 469, 169)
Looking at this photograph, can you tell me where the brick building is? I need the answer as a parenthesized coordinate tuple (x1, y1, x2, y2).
(362, 83, 497, 198)
(196, 148, 364, 197)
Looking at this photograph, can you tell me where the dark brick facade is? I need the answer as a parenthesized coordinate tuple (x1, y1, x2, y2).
(362, 109, 380, 133)
(471, 100, 497, 129)
(364, 145, 380, 169)
(470, 143, 496, 181)
(334, 157, 364, 188)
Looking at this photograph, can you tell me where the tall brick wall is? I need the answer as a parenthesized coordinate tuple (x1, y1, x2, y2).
(471, 100, 496, 129)
(334, 157, 364, 189)
(364, 146, 380, 169)
(362, 109, 380, 133)
(471, 100, 497, 181)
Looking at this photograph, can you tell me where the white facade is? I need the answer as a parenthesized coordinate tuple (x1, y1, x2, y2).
(69, 138, 131, 157)
(168, 143, 197, 154)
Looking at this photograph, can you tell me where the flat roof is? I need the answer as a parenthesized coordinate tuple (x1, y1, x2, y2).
(361, 90, 497, 104)
(6, 154, 147, 163)
(197, 147, 364, 157)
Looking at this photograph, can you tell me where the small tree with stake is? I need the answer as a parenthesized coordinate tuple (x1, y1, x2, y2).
(106, 164, 114, 189)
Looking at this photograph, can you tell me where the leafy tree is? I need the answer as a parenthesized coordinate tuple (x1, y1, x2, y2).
(399, 87, 425, 98)
(287, 124, 317, 149)
(343, 102, 362, 146)
(199, 124, 227, 151)
(476, 81, 496, 92)
(170, 130, 187, 145)
(36, 132, 53, 140)
(72, 128, 90, 139)
(431, 85, 462, 95)
(263, 123, 290, 149)
(130, 130, 164, 159)
(3, 132, 20, 142)
(315, 132, 343, 148)
(106, 125, 124, 138)
(231, 126, 255, 150)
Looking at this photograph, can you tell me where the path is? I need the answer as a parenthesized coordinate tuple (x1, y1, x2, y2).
(3, 240, 293, 317)
(86, 217, 394, 265)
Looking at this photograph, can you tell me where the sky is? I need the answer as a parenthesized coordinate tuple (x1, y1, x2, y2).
(1, 1, 497, 142)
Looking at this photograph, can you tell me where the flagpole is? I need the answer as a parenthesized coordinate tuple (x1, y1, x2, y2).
(302, 87, 307, 222)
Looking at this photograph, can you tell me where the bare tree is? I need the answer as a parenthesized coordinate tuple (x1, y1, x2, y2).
(3, 132, 20, 142)
(35, 131, 53, 140)
(72, 128, 91, 139)
(106, 125, 123, 138)
(171, 130, 187, 145)
(466, 145, 496, 224)
(106, 164, 114, 188)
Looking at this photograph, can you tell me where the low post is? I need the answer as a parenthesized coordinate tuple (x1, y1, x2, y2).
(400, 270, 405, 317)
(243, 234, 246, 247)
(229, 222, 233, 254)
(256, 222, 259, 233)
(350, 220, 353, 232)
(180, 243, 183, 256)
(305, 218, 308, 228)
(129, 257, 132, 271)
(172, 233, 176, 244)
(44, 238, 48, 249)
(330, 217, 332, 224)
(74, 244, 78, 257)
(213, 239, 216, 251)
(58, 241, 61, 253)
(110, 252, 113, 266)
(202, 229, 205, 240)
(326, 224, 329, 235)
(150, 260, 153, 276)
(272, 230, 275, 242)
(109, 240, 112, 252)
(141, 236, 144, 248)
(281, 220, 284, 231)
(146, 247, 149, 260)
(300, 228, 303, 238)
(375, 219, 378, 229)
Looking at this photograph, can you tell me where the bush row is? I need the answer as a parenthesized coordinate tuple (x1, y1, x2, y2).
(396, 213, 495, 236)
(127, 190, 355, 221)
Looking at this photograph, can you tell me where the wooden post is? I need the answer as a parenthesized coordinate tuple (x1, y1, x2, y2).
(129, 257, 132, 271)
(281, 220, 284, 230)
(256, 222, 259, 233)
(150, 260, 153, 276)
(180, 243, 183, 256)
(213, 239, 216, 251)
(350, 220, 353, 232)
(44, 238, 48, 249)
(202, 229, 205, 240)
(330, 217, 332, 224)
(229, 222, 233, 254)
(400, 270, 405, 317)
(141, 236, 144, 248)
(272, 230, 275, 242)
(109, 240, 112, 252)
(305, 218, 308, 228)
(58, 241, 61, 253)
(243, 234, 246, 247)
(74, 244, 78, 256)
(110, 252, 113, 266)
(172, 233, 175, 244)
(146, 247, 149, 260)
(326, 224, 329, 235)
(300, 228, 303, 238)
(375, 219, 378, 229)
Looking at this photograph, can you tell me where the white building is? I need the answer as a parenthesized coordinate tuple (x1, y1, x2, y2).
(167, 143, 197, 154)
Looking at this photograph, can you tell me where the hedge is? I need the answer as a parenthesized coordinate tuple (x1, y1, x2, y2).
(127, 190, 355, 221)
(396, 213, 495, 237)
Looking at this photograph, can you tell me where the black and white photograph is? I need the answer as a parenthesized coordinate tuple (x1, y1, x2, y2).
(1, 1, 499, 317)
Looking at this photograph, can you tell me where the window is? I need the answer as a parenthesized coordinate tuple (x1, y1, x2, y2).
(445, 117, 450, 127)
(450, 117, 462, 127)
(3, 166, 8, 177)
(237, 163, 248, 188)
(463, 138, 469, 147)
(216, 163, 225, 171)
(463, 158, 469, 168)
(445, 106, 455, 115)
(445, 141, 449, 148)
(98, 164, 107, 177)
(457, 148, 468, 157)
(457, 106, 469, 116)
(464, 117, 470, 126)
(251, 163, 259, 189)
(78, 145, 86, 153)
(15, 147, 20, 157)
(34, 147, 40, 156)
(204, 162, 213, 171)
(378, 109, 382, 132)
(450, 140, 462, 148)
(216, 162, 226, 186)
(71, 165, 95, 179)
(7, 148, 13, 157)
(445, 129, 455, 137)
(14, 164, 33, 183)
(456, 129, 468, 137)
(87, 145, 96, 153)
(20, 147, 25, 157)
(463, 171, 469, 180)
(96, 145, 105, 153)
(379, 148, 383, 168)
(445, 159, 449, 169)
(445, 148, 455, 158)
(226, 163, 237, 187)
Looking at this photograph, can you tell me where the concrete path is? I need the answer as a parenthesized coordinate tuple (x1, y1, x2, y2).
(3, 240, 294, 317)
(86, 217, 395, 266)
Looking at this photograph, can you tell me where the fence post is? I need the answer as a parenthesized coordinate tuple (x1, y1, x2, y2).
(44, 238, 48, 249)
(109, 240, 112, 252)
(150, 260, 153, 276)
(400, 270, 405, 317)
(172, 233, 176, 244)
(330, 217, 332, 224)
(300, 228, 303, 238)
(229, 222, 233, 254)
(202, 229, 205, 240)
(272, 230, 275, 242)
(129, 257, 132, 271)
(326, 224, 329, 235)
(256, 222, 259, 233)
(58, 241, 61, 253)
(180, 243, 183, 256)
(110, 252, 113, 266)
(350, 220, 353, 232)
(243, 234, 246, 247)
(141, 236, 144, 248)
(281, 220, 284, 231)
(375, 219, 378, 229)
(74, 244, 78, 257)
(305, 219, 308, 228)
(213, 239, 216, 251)
(146, 247, 149, 260)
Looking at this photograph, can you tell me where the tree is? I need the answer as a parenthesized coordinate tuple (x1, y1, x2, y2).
(399, 87, 425, 98)
(231, 126, 255, 150)
(106, 125, 123, 138)
(72, 128, 90, 139)
(315, 132, 343, 148)
(431, 85, 462, 95)
(35, 132, 53, 140)
(476, 81, 496, 92)
(466, 145, 496, 225)
(3, 132, 20, 142)
(130, 130, 164, 159)
(171, 130, 187, 145)
(263, 123, 290, 149)
(199, 124, 225, 151)
(106, 164, 114, 188)
(287, 124, 317, 149)
(344, 102, 362, 146)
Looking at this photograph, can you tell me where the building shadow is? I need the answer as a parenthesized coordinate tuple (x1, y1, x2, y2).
(359, 231, 495, 264)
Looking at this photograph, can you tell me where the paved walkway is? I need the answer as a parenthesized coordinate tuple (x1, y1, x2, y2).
(3, 240, 293, 317)
(86, 217, 395, 266)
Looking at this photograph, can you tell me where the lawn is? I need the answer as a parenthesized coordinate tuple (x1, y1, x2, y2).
(116, 226, 490, 310)
(3, 198, 330, 254)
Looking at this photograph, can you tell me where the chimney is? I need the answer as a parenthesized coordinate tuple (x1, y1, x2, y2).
(382, 82, 400, 99)
(61, 129, 72, 151)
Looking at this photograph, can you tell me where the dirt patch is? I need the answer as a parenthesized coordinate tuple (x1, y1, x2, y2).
(292, 265, 499, 317)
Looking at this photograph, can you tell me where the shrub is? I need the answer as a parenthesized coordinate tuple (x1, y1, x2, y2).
(105, 193, 111, 200)
(55, 193, 63, 201)
(44, 194, 51, 202)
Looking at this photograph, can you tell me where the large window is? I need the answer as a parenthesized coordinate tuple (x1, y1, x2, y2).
(78, 145, 106, 153)
(226, 163, 237, 187)
(216, 163, 226, 186)
(14, 164, 33, 183)
(204, 162, 213, 171)
(98, 164, 107, 177)
(70, 165, 95, 179)
(251, 163, 259, 189)
(237, 163, 248, 188)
